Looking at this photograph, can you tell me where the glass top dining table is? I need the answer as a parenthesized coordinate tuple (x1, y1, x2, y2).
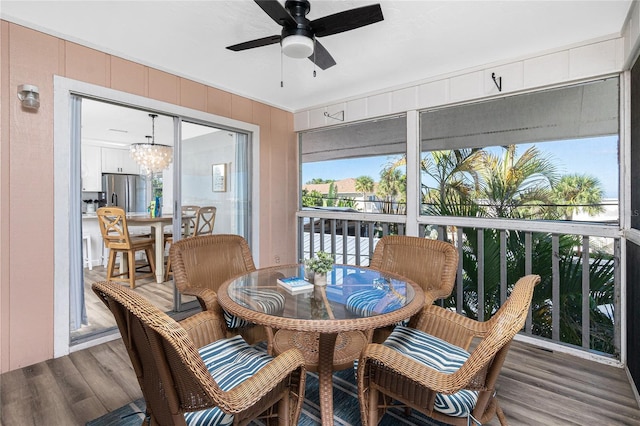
(217, 263, 424, 426)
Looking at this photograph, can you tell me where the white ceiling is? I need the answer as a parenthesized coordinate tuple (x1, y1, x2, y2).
(1, 0, 633, 113)
(80, 98, 221, 147)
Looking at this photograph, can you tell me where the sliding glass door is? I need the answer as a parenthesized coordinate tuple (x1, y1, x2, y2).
(55, 77, 259, 356)
(174, 120, 251, 310)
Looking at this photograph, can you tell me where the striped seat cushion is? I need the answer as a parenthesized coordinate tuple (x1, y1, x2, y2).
(345, 288, 404, 317)
(224, 288, 286, 329)
(382, 326, 479, 418)
(184, 335, 274, 425)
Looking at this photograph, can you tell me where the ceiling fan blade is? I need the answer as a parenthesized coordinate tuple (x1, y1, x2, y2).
(226, 35, 281, 52)
(308, 39, 336, 70)
(311, 4, 384, 38)
(255, 0, 297, 27)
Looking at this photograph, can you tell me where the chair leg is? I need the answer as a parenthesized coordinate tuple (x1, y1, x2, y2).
(366, 386, 379, 426)
(106, 250, 117, 280)
(496, 401, 508, 425)
(128, 251, 136, 289)
(164, 255, 172, 282)
(277, 392, 290, 426)
(145, 247, 156, 274)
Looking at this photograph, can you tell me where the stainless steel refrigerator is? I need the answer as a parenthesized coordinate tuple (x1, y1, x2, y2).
(102, 173, 147, 213)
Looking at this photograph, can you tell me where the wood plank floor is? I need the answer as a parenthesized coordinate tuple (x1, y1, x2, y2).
(1, 336, 639, 425)
(8, 266, 640, 425)
(72, 265, 195, 343)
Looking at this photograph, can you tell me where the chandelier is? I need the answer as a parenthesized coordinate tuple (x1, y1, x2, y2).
(129, 113, 173, 174)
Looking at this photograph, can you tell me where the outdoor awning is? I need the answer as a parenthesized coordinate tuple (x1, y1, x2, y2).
(300, 77, 618, 162)
(420, 77, 619, 150)
(301, 115, 406, 163)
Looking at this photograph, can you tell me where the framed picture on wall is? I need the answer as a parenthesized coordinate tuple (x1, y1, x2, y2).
(212, 163, 227, 192)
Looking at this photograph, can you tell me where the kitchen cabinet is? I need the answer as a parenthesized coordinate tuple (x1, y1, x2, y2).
(81, 144, 102, 191)
(101, 147, 140, 174)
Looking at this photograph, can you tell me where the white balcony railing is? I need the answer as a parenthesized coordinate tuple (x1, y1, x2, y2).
(297, 210, 622, 360)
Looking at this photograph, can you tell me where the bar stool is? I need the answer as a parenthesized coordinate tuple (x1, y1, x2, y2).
(82, 234, 93, 270)
(96, 207, 156, 289)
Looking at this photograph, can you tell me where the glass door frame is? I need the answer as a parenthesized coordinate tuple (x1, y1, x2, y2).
(53, 76, 261, 357)
(172, 119, 253, 312)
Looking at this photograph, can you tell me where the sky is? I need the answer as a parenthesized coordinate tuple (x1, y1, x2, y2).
(302, 136, 619, 199)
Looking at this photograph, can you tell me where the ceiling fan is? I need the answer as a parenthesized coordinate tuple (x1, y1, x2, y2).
(226, 0, 384, 70)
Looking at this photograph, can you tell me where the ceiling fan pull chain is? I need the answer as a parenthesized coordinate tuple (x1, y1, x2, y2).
(313, 38, 317, 78)
(281, 47, 284, 88)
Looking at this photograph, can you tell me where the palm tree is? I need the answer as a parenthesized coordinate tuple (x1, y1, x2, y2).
(552, 173, 605, 220)
(355, 175, 375, 211)
(421, 148, 483, 216)
(476, 145, 558, 218)
(376, 166, 406, 214)
(355, 175, 374, 197)
(428, 145, 616, 355)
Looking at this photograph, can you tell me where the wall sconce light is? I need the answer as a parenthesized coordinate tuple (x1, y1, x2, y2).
(17, 84, 40, 110)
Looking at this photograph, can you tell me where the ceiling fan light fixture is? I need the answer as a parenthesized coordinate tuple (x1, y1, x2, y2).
(281, 35, 314, 58)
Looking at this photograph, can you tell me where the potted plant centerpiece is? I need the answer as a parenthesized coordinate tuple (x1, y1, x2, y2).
(305, 251, 334, 286)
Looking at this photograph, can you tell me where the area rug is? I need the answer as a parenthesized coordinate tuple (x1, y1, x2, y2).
(87, 368, 446, 426)
(86, 399, 147, 426)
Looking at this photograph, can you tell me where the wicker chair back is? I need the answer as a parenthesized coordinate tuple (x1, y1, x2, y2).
(369, 235, 459, 303)
(92, 280, 306, 426)
(357, 274, 540, 426)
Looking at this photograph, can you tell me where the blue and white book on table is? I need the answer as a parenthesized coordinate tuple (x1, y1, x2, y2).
(277, 276, 314, 294)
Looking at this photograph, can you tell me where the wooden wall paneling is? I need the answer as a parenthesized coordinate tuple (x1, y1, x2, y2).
(57, 39, 66, 76)
(206, 86, 232, 118)
(64, 41, 109, 87)
(110, 57, 147, 97)
(7, 24, 58, 370)
(148, 68, 179, 104)
(0, 20, 295, 372)
(268, 106, 296, 265)
(251, 101, 272, 266)
(179, 78, 206, 112)
(0, 20, 10, 374)
(284, 110, 297, 264)
(231, 94, 252, 123)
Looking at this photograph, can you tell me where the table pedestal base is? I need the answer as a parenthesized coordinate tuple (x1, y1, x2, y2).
(273, 329, 367, 425)
(272, 329, 367, 372)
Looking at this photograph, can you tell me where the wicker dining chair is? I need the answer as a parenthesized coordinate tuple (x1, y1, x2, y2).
(357, 274, 540, 426)
(366, 235, 459, 342)
(92, 281, 306, 426)
(96, 207, 156, 289)
(170, 234, 284, 347)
